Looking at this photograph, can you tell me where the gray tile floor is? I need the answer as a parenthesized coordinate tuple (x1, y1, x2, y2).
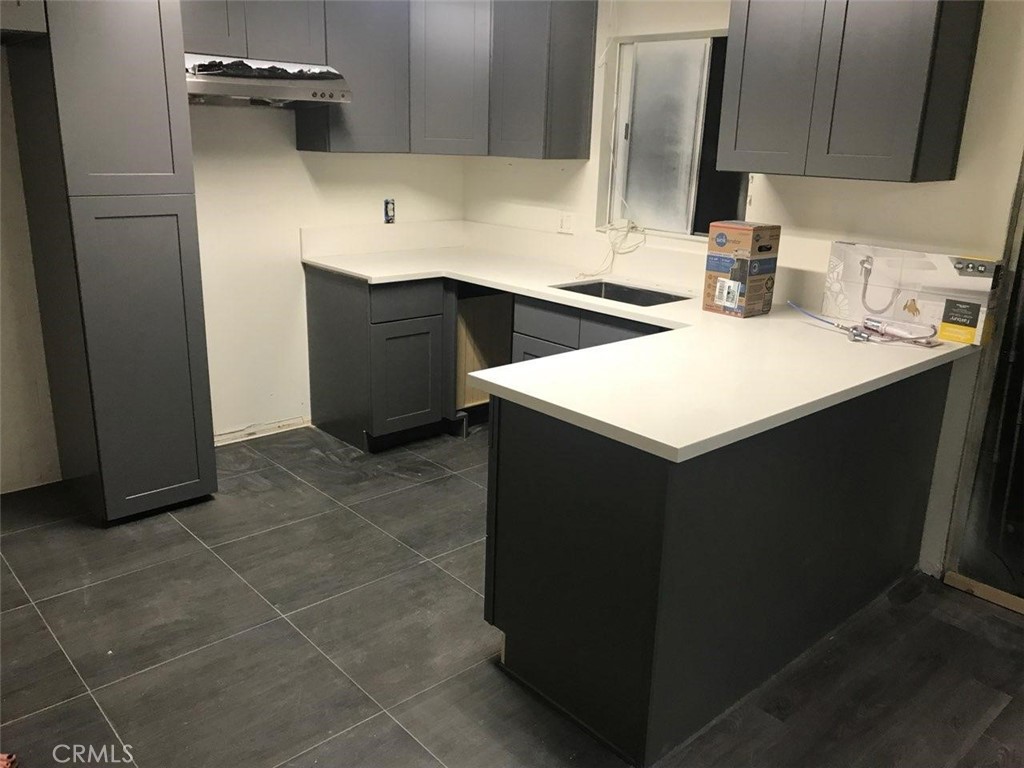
(1, 425, 1021, 768)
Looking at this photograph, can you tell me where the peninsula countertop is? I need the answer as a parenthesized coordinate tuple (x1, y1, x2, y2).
(303, 247, 976, 463)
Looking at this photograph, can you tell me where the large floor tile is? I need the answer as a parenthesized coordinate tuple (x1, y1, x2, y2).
(393, 661, 627, 768)
(292, 563, 501, 708)
(405, 426, 490, 472)
(174, 466, 338, 546)
(280, 713, 441, 768)
(0, 481, 81, 535)
(433, 540, 486, 595)
(1, 605, 85, 724)
(38, 550, 277, 688)
(95, 620, 379, 768)
(0, 514, 203, 600)
(352, 474, 486, 558)
(245, 427, 354, 466)
(287, 447, 449, 506)
(1, 558, 28, 612)
(0, 695, 132, 767)
(458, 463, 489, 490)
(216, 442, 274, 479)
(215, 510, 421, 613)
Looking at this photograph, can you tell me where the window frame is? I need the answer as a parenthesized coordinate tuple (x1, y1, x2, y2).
(595, 29, 729, 242)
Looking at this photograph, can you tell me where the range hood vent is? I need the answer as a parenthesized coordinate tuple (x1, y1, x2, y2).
(185, 54, 351, 107)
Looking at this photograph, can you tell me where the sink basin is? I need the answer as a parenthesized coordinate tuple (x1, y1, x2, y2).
(553, 280, 689, 307)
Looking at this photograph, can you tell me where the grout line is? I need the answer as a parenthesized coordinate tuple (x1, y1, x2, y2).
(0, 691, 92, 728)
(429, 536, 486, 562)
(205, 507, 338, 548)
(0, 517, 73, 540)
(242, 444, 487, 604)
(385, 654, 497, 713)
(267, 711, 388, 768)
(89, 616, 281, 694)
(19, 549, 204, 607)
(282, 559, 428, 618)
(0, 552, 141, 768)
(164, 514, 454, 768)
(214, 467, 271, 483)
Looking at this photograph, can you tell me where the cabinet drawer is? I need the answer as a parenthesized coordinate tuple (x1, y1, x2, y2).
(370, 279, 443, 323)
(579, 313, 664, 348)
(513, 296, 581, 348)
(512, 333, 574, 362)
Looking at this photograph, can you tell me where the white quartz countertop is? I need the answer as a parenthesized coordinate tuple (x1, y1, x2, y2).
(304, 247, 976, 463)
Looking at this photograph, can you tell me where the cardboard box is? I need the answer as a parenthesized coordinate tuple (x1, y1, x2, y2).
(823, 242, 1001, 345)
(703, 221, 781, 318)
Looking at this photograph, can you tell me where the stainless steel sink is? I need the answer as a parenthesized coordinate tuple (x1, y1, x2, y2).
(553, 280, 689, 307)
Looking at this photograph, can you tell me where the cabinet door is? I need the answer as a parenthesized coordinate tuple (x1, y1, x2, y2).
(512, 333, 573, 362)
(70, 195, 215, 520)
(370, 316, 444, 435)
(321, 0, 410, 152)
(805, 0, 939, 181)
(410, 0, 491, 155)
(489, 0, 551, 159)
(244, 0, 326, 64)
(717, 0, 825, 175)
(47, 0, 194, 196)
(0, 0, 46, 33)
(180, 0, 247, 57)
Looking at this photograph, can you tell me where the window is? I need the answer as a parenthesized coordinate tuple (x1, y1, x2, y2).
(599, 35, 743, 238)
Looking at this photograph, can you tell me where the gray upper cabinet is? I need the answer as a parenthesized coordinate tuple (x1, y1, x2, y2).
(0, 0, 47, 33)
(180, 0, 247, 57)
(244, 0, 326, 64)
(295, 0, 410, 153)
(717, 0, 825, 176)
(47, 0, 194, 196)
(718, 0, 982, 182)
(489, 0, 598, 159)
(805, 0, 983, 181)
(410, 0, 491, 155)
(70, 195, 215, 520)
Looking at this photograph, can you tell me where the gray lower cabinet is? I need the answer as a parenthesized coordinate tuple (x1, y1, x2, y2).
(0, 0, 46, 33)
(46, 0, 195, 195)
(243, 0, 326, 64)
(511, 333, 573, 362)
(370, 316, 444, 434)
(295, 0, 410, 153)
(305, 268, 446, 448)
(513, 296, 581, 348)
(70, 195, 215, 519)
(489, 0, 598, 159)
(180, 0, 247, 56)
(718, 0, 982, 181)
(409, 0, 491, 155)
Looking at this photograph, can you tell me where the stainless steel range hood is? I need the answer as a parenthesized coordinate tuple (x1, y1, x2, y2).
(185, 54, 351, 107)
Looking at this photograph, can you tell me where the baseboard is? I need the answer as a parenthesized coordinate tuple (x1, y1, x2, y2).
(944, 571, 1024, 615)
(214, 416, 310, 446)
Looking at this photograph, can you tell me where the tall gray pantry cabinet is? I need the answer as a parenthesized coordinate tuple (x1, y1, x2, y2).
(7, 0, 217, 522)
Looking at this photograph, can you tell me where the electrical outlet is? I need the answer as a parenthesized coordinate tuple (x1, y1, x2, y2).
(384, 198, 395, 224)
(558, 211, 575, 234)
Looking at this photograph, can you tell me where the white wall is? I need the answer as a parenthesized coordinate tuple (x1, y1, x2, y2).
(189, 106, 464, 440)
(0, 49, 60, 493)
(464, 0, 1024, 291)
